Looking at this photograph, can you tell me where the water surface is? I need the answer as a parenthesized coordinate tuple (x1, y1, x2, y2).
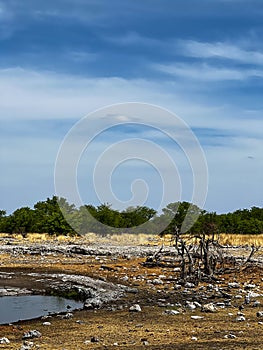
(0, 295, 83, 324)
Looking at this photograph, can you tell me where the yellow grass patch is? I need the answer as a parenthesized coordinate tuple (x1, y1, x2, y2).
(1, 232, 263, 247)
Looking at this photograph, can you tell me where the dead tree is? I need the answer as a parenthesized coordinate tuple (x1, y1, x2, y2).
(172, 224, 223, 282)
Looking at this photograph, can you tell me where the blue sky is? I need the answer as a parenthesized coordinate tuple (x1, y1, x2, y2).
(1, 0, 263, 214)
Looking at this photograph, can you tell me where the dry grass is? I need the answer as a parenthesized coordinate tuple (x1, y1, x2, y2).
(1, 232, 263, 247)
(218, 233, 263, 247)
(2, 306, 263, 350)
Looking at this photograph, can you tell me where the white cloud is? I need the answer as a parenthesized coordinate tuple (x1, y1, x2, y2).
(0, 66, 220, 121)
(178, 40, 263, 65)
(1, 66, 263, 213)
(1, 66, 262, 139)
(154, 62, 263, 81)
(105, 31, 163, 47)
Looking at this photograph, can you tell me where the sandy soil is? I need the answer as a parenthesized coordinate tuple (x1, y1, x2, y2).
(0, 241, 263, 349)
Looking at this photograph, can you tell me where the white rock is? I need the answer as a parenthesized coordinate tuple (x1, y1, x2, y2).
(0, 337, 10, 344)
(193, 301, 202, 308)
(164, 309, 180, 315)
(191, 315, 204, 320)
(186, 302, 196, 310)
(216, 302, 225, 308)
(224, 334, 236, 339)
(245, 283, 256, 289)
(152, 278, 163, 285)
(22, 330, 42, 339)
(129, 304, 142, 312)
(235, 295, 243, 299)
(206, 284, 214, 290)
(42, 322, 51, 326)
(174, 284, 182, 290)
(202, 303, 217, 313)
(249, 291, 261, 298)
(236, 316, 246, 322)
(20, 341, 34, 350)
(228, 282, 240, 288)
(191, 336, 198, 341)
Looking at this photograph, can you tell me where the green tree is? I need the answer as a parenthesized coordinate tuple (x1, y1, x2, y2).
(0, 210, 7, 232)
(34, 196, 75, 235)
(8, 207, 35, 236)
(160, 201, 203, 236)
(121, 206, 156, 228)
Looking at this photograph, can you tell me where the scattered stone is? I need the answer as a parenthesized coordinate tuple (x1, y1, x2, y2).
(206, 284, 214, 290)
(129, 304, 142, 312)
(202, 303, 217, 313)
(152, 278, 163, 285)
(193, 301, 202, 308)
(244, 295, 251, 304)
(244, 283, 256, 289)
(236, 316, 246, 322)
(235, 295, 243, 299)
(173, 267, 181, 272)
(90, 336, 100, 343)
(0, 337, 10, 344)
(42, 321, 51, 326)
(191, 336, 198, 341)
(174, 284, 182, 290)
(216, 302, 226, 308)
(191, 316, 204, 320)
(253, 300, 261, 307)
(248, 291, 261, 298)
(225, 300, 232, 307)
(228, 282, 240, 289)
(141, 338, 149, 345)
(185, 282, 195, 288)
(224, 334, 237, 339)
(257, 311, 263, 317)
(76, 320, 86, 324)
(237, 311, 245, 316)
(164, 309, 180, 315)
(41, 315, 52, 320)
(22, 330, 42, 340)
(20, 341, 34, 350)
(61, 312, 73, 319)
(186, 302, 196, 311)
(84, 298, 103, 309)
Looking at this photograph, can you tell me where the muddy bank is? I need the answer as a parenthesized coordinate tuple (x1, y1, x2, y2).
(0, 268, 137, 311)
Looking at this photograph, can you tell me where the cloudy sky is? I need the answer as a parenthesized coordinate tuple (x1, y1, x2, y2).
(1, 0, 263, 214)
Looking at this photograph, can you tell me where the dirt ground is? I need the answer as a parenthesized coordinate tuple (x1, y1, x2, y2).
(1, 246, 263, 349)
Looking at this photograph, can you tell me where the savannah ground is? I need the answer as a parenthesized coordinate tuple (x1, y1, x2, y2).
(1, 233, 263, 349)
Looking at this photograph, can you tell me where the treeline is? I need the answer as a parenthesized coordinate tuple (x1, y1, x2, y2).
(0, 196, 263, 236)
